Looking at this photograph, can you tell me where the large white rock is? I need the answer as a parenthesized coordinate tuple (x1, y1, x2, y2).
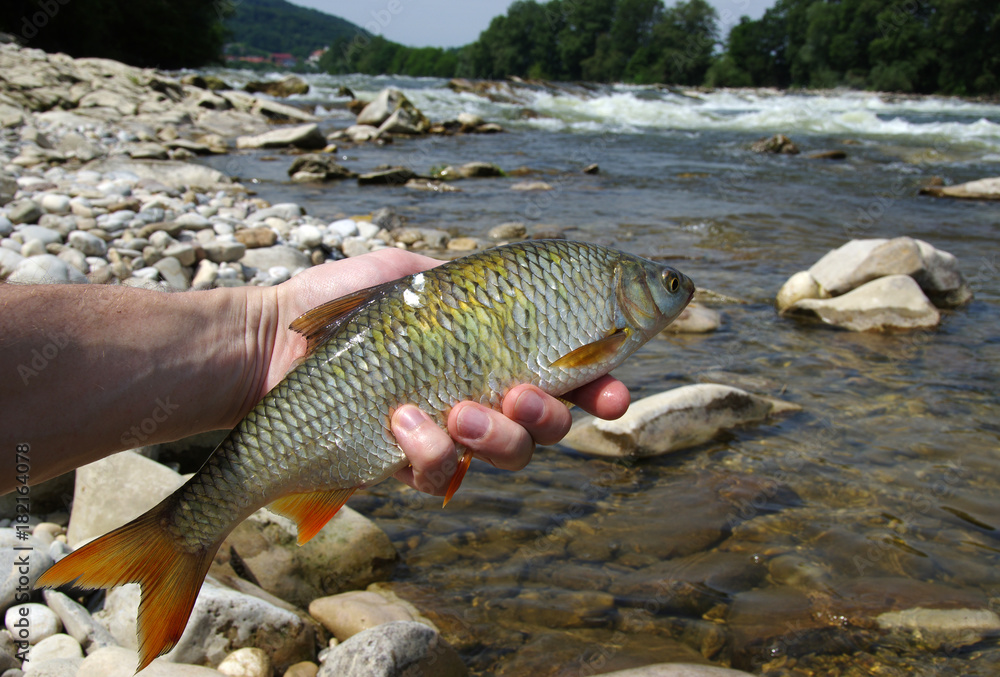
(920, 176, 1000, 200)
(5, 603, 61, 644)
(775, 270, 823, 311)
(808, 237, 922, 297)
(781, 274, 941, 332)
(66, 451, 185, 547)
(236, 123, 326, 150)
(663, 304, 721, 333)
(96, 577, 314, 672)
(308, 587, 433, 642)
(77, 646, 221, 677)
(42, 590, 117, 652)
(357, 89, 427, 132)
(562, 384, 799, 458)
(7, 254, 89, 284)
(23, 632, 83, 670)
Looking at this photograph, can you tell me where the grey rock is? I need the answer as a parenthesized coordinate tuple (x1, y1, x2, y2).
(0, 175, 17, 206)
(0, 248, 25, 279)
(4, 604, 61, 644)
(781, 274, 941, 332)
(0, 216, 12, 237)
(162, 243, 196, 267)
(7, 200, 43, 225)
(212, 506, 396, 609)
(245, 75, 309, 98)
(919, 175, 1000, 200)
(14, 226, 61, 246)
(913, 238, 973, 307)
(240, 245, 311, 273)
(77, 645, 221, 676)
(23, 633, 83, 669)
(20, 240, 46, 258)
(126, 142, 169, 160)
(97, 578, 313, 672)
(876, 607, 1000, 651)
(357, 168, 415, 186)
(317, 621, 466, 677)
(236, 124, 326, 150)
(377, 108, 429, 135)
(57, 248, 88, 274)
(202, 241, 246, 264)
(57, 132, 103, 162)
(22, 656, 85, 677)
(83, 158, 230, 191)
(7, 255, 88, 285)
(173, 212, 211, 229)
(563, 384, 800, 458)
(67, 231, 107, 257)
(252, 98, 318, 124)
(38, 195, 70, 215)
(287, 154, 355, 182)
(0, 531, 54, 611)
(41, 590, 117, 653)
(488, 222, 526, 240)
(153, 256, 189, 291)
(66, 451, 185, 547)
(663, 304, 721, 333)
(357, 89, 427, 132)
(246, 203, 304, 224)
(808, 237, 922, 297)
(341, 237, 370, 258)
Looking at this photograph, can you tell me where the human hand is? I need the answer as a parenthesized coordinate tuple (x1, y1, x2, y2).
(256, 248, 629, 496)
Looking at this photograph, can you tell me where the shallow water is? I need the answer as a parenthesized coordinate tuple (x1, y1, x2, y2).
(206, 72, 1000, 674)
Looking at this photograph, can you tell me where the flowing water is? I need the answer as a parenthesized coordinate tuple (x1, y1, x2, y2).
(205, 70, 1000, 675)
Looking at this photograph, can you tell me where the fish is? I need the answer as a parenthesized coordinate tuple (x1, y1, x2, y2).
(36, 239, 694, 671)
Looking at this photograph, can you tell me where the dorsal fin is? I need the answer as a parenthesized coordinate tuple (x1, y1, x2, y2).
(551, 328, 631, 369)
(289, 285, 385, 357)
(269, 487, 356, 546)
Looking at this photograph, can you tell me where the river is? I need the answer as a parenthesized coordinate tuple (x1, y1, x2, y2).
(202, 70, 1000, 676)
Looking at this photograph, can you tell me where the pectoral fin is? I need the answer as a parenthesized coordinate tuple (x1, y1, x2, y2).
(290, 282, 395, 356)
(551, 328, 631, 369)
(269, 487, 356, 546)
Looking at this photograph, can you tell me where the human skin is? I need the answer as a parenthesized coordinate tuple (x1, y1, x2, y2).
(0, 248, 629, 496)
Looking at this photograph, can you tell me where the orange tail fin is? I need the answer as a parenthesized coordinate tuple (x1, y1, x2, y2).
(35, 503, 215, 673)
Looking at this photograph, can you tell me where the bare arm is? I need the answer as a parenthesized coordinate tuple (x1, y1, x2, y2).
(0, 248, 629, 495)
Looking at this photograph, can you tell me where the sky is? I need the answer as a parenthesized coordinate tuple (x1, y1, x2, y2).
(293, 0, 776, 48)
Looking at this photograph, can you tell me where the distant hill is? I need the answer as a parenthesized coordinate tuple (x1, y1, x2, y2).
(224, 0, 366, 59)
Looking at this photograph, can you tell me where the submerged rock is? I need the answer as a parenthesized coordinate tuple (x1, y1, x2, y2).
(244, 76, 309, 98)
(288, 154, 356, 182)
(588, 665, 755, 676)
(751, 134, 799, 154)
(562, 384, 799, 458)
(781, 275, 941, 332)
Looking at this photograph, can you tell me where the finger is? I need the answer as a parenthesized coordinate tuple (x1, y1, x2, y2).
(391, 405, 459, 496)
(448, 401, 534, 472)
(501, 384, 573, 446)
(564, 375, 630, 420)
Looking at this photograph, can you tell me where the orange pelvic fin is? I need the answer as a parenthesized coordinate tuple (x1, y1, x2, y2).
(443, 449, 474, 508)
(269, 487, 356, 546)
(35, 503, 214, 673)
(551, 328, 631, 369)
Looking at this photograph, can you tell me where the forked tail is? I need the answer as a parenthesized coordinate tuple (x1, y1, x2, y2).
(35, 501, 216, 673)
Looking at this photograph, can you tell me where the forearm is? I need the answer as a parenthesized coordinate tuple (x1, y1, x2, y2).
(0, 283, 273, 492)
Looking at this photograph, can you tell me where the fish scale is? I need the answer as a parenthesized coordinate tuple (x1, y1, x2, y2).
(36, 239, 694, 673)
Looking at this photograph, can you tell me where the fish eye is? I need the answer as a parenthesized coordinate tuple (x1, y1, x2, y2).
(662, 270, 680, 293)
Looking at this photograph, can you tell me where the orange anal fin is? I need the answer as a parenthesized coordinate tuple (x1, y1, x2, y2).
(443, 449, 473, 508)
(551, 328, 631, 369)
(269, 487, 356, 546)
(289, 281, 395, 357)
(34, 502, 214, 673)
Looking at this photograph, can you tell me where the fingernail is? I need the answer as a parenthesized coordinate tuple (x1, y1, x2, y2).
(514, 389, 544, 424)
(456, 406, 490, 441)
(395, 406, 427, 432)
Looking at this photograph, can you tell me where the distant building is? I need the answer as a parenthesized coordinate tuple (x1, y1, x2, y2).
(225, 55, 268, 64)
(307, 48, 328, 65)
(271, 53, 296, 67)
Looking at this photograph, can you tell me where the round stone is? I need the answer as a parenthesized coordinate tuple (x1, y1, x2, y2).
(5, 603, 62, 644)
(40, 194, 71, 215)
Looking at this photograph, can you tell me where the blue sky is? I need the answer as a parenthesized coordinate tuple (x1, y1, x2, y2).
(293, 0, 776, 48)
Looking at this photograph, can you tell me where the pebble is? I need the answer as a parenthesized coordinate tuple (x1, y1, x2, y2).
(5, 604, 62, 644)
(217, 647, 272, 677)
(68, 230, 107, 256)
(23, 633, 83, 668)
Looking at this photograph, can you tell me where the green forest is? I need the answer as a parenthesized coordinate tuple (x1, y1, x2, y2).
(1, 0, 996, 95)
(322, 0, 999, 95)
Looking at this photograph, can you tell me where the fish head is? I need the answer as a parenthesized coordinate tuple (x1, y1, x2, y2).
(616, 255, 695, 339)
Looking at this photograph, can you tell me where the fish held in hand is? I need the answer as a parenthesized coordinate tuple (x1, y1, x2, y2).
(35, 240, 694, 671)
